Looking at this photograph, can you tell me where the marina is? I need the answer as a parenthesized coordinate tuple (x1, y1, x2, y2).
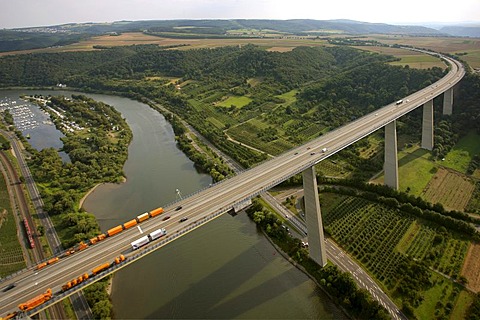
(0, 97, 41, 131)
(0, 92, 70, 162)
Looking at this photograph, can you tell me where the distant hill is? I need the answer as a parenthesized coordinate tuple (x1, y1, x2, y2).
(13, 19, 444, 36)
(439, 26, 480, 37)
(0, 19, 446, 53)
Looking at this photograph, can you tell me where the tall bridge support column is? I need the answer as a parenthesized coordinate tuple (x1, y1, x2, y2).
(443, 87, 453, 115)
(302, 166, 327, 267)
(421, 99, 434, 150)
(384, 120, 399, 190)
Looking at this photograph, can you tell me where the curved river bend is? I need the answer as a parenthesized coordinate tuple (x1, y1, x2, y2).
(3, 90, 345, 319)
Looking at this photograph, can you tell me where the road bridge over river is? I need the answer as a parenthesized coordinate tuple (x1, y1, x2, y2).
(0, 50, 465, 318)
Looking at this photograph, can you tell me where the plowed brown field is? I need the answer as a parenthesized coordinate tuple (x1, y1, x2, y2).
(422, 168, 475, 211)
(461, 242, 480, 292)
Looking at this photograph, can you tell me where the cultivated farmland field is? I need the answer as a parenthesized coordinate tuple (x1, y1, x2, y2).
(316, 159, 352, 178)
(422, 168, 475, 211)
(461, 242, 480, 292)
(321, 192, 473, 318)
(0, 169, 26, 277)
(357, 46, 446, 69)
(0, 32, 330, 57)
(358, 133, 383, 159)
(3, 31, 479, 72)
(226, 120, 294, 156)
(322, 195, 413, 283)
(216, 95, 253, 109)
(367, 35, 480, 69)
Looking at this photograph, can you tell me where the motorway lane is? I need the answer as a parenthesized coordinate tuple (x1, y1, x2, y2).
(0, 52, 464, 316)
(325, 240, 404, 320)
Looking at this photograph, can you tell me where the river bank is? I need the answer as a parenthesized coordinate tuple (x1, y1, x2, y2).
(78, 92, 343, 319)
(78, 177, 126, 209)
(2, 88, 346, 319)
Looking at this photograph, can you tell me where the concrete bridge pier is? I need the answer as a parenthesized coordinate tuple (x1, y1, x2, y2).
(421, 99, 434, 150)
(443, 87, 453, 115)
(384, 120, 399, 190)
(302, 166, 327, 267)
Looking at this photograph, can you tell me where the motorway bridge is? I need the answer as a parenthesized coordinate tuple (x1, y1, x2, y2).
(0, 50, 465, 318)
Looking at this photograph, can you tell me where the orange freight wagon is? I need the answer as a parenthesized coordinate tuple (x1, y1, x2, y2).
(47, 257, 59, 265)
(136, 212, 149, 222)
(62, 282, 72, 291)
(18, 289, 52, 311)
(149, 207, 164, 217)
(123, 219, 137, 229)
(92, 262, 110, 275)
(36, 262, 47, 270)
(106, 225, 124, 237)
(114, 254, 126, 264)
(90, 233, 106, 245)
(77, 242, 88, 251)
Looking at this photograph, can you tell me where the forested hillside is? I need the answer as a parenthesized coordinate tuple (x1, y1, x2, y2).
(0, 44, 450, 169)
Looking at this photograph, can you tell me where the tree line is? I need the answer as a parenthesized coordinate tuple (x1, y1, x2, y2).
(26, 95, 132, 319)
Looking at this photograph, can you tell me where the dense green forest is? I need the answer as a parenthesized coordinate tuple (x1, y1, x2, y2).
(0, 30, 90, 52)
(0, 43, 448, 171)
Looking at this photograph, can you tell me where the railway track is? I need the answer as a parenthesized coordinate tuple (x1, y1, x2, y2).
(0, 149, 67, 319)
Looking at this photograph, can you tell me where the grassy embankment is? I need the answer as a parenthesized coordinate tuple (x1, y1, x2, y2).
(373, 131, 480, 212)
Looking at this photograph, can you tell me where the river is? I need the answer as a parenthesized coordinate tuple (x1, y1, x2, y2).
(2, 90, 346, 319)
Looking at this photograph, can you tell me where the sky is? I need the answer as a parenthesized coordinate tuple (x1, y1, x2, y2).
(1, 0, 479, 29)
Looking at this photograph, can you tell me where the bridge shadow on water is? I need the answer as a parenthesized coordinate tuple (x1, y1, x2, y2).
(144, 242, 310, 319)
(112, 214, 344, 319)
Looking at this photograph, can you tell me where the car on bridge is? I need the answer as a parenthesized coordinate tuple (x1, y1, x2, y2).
(2, 283, 15, 292)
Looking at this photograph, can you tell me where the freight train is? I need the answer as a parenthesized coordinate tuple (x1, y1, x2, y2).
(15, 206, 166, 317)
(23, 219, 35, 249)
(91, 207, 164, 242)
(14, 254, 127, 316)
(62, 255, 125, 291)
(34, 207, 165, 270)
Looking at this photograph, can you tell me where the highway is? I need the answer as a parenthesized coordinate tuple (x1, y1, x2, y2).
(1, 130, 92, 317)
(0, 52, 464, 317)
